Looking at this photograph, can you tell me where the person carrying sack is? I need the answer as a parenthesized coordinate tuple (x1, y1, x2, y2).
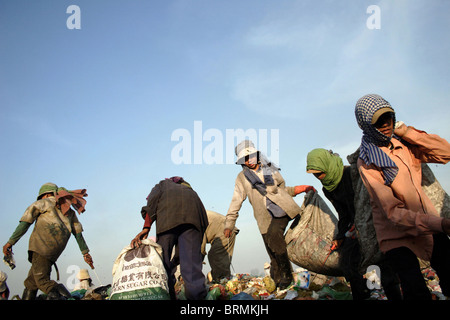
(306, 148, 403, 300)
(2, 182, 94, 300)
(131, 176, 209, 300)
(354, 94, 450, 300)
(224, 140, 315, 289)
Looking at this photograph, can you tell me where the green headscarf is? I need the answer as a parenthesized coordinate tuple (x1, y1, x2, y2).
(306, 148, 344, 192)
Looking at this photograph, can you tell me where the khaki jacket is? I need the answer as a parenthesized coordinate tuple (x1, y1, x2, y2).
(19, 197, 83, 262)
(225, 167, 300, 234)
(201, 210, 238, 255)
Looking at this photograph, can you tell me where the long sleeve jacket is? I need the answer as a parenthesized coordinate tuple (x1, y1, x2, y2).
(322, 166, 356, 240)
(12, 197, 86, 262)
(142, 180, 209, 236)
(225, 166, 300, 235)
(357, 126, 450, 261)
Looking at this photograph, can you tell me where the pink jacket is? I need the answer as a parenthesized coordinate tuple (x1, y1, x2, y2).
(358, 126, 450, 261)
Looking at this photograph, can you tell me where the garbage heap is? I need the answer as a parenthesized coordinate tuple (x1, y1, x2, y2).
(10, 268, 443, 300)
(175, 266, 446, 301)
(176, 269, 356, 301)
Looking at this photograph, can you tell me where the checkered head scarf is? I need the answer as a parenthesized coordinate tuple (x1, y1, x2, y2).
(355, 94, 398, 185)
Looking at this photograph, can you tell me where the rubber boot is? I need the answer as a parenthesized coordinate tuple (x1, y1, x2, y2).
(22, 288, 37, 300)
(46, 284, 72, 300)
(278, 272, 293, 289)
(276, 253, 294, 290)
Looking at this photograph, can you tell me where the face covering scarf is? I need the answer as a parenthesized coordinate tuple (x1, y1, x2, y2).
(355, 94, 398, 185)
(241, 152, 287, 218)
(306, 148, 344, 192)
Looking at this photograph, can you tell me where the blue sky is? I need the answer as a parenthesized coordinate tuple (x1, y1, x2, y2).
(1, 0, 449, 297)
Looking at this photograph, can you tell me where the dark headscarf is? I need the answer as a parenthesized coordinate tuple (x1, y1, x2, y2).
(355, 94, 398, 185)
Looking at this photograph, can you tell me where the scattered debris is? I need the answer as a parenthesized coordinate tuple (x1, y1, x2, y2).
(4, 266, 447, 300)
(175, 271, 356, 301)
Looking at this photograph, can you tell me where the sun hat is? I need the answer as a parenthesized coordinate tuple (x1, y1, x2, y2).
(371, 107, 395, 125)
(235, 140, 259, 165)
(37, 182, 58, 200)
(77, 269, 91, 281)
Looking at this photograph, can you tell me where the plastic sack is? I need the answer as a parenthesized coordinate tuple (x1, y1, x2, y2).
(205, 287, 221, 300)
(231, 292, 255, 300)
(347, 150, 384, 270)
(70, 289, 86, 300)
(110, 239, 170, 300)
(3, 254, 16, 270)
(421, 163, 450, 219)
(315, 286, 352, 300)
(285, 191, 343, 276)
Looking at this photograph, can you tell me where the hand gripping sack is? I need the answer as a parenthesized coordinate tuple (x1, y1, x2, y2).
(110, 239, 170, 300)
(285, 191, 343, 276)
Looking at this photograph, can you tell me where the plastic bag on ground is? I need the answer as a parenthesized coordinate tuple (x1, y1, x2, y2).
(231, 292, 255, 300)
(205, 286, 221, 300)
(315, 286, 352, 300)
(293, 270, 310, 289)
(110, 239, 170, 300)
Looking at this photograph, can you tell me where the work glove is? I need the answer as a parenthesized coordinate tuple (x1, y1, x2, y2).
(2, 243, 12, 257)
(294, 185, 316, 195)
(83, 253, 94, 269)
(394, 121, 408, 137)
(345, 224, 357, 239)
(330, 240, 342, 251)
(224, 228, 233, 238)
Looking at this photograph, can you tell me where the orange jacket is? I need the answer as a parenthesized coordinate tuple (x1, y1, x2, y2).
(358, 126, 450, 261)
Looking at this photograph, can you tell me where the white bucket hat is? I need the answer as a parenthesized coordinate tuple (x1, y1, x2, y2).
(77, 269, 91, 281)
(235, 140, 259, 165)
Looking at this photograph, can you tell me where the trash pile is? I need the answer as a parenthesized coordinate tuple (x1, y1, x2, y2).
(173, 268, 356, 301)
(175, 266, 447, 301)
(31, 284, 112, 300)
(7, 284, 113, 300)
(7, 266, 446, 300)
(69, 285, 111, 300)
(423, 268, 447, 300)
